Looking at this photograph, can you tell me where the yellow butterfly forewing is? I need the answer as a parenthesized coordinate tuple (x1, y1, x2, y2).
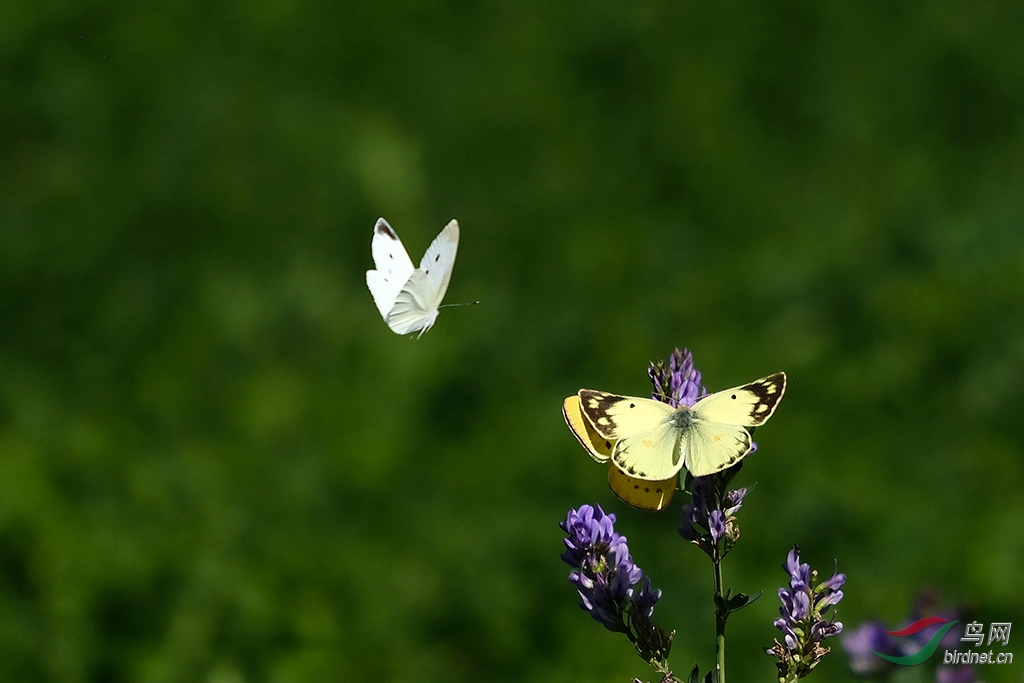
(562, 395, 612, 463)
(563, 395, 676, 511)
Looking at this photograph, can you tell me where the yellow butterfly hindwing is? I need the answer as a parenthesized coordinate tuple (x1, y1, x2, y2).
(606, 464, 675, 511)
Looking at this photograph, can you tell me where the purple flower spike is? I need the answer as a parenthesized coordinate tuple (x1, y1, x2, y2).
(768, 547, 844, 680)
(560, 505, 636, 632)
(678, 474, 749, 557)
(648, 347, 705, 408)
(559, 505, 673, 667)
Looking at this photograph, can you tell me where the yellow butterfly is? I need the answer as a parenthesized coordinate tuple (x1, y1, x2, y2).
(563, 372, 786, 510)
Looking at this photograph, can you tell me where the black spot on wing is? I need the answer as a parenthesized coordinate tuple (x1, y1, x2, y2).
(376, 221, 399, 240)
(737, 372, 787, 424)
(578, 390, 643, 439)
(630, 481, 662, 495)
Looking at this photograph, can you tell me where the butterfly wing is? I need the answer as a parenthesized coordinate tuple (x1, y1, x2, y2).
(612, 418, 686, 480)
(385, 219, 460, 337)
(366, 218, 415, 319)
(681, 421, 754, 477)
(692, 372, 787, 426)
(562, 395, 612, 463)
(564, 394, 676, 510)
(607, 464, 676, 511)
(386, 269, 436, 336)
(682, 372, 787, 477)
(417, 219, 460, 311)
(578, 391, 683, 481)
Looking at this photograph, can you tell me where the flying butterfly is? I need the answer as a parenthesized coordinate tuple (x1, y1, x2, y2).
(567, 372, 786, 493)
(365, 217, 462, 338)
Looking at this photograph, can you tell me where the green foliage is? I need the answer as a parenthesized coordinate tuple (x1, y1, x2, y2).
(2, 1, 1023, 681)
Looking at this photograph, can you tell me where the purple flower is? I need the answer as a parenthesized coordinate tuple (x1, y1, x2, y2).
(630, 577, 661, 619)
(560, 505, 639, 633)
(708, 510, 726, 543)
(842, 621, 895, 675)
(722, 487, 748, 516)
(768, 547, 845, 680)
(648, 347, 705, 408)
(936, 665, 977, 683)
(560, 505, 673, 666)
(678, 476, 749, 556)
(560, 504, 624, 572)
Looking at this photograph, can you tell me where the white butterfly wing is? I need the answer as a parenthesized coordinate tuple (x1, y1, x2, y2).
(386, 218, 458, 337)
(366, 218, 415, 319)
(417, 219, 459, 310)
(386, 269, 438, 336)
(578, 391, 683, 481)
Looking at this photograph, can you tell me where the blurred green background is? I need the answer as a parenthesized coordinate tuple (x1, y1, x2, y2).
(2, 1, 1023, 681)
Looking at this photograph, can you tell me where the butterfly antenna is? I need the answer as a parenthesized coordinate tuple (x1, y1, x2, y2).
(438, 300, 480, 309)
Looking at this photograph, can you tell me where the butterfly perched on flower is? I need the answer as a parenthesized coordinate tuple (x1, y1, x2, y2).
(365, 217, 460, 338)
(563, 372, 786, 510)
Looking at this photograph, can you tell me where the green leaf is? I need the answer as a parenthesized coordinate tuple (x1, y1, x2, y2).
(725, 590, 763, 614)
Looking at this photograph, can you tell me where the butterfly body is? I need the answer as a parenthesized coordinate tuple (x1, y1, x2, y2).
(365, 218, 459, 337)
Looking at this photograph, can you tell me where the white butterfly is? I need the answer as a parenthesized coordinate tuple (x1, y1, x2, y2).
(573, 372, 786, 480)
(365, 217, 459, 337)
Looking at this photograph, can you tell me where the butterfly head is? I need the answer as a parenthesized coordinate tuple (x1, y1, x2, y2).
(669, 406, 696, 430)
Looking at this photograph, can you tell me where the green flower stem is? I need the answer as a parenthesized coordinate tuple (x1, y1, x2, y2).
(713, 549, 726, 683)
